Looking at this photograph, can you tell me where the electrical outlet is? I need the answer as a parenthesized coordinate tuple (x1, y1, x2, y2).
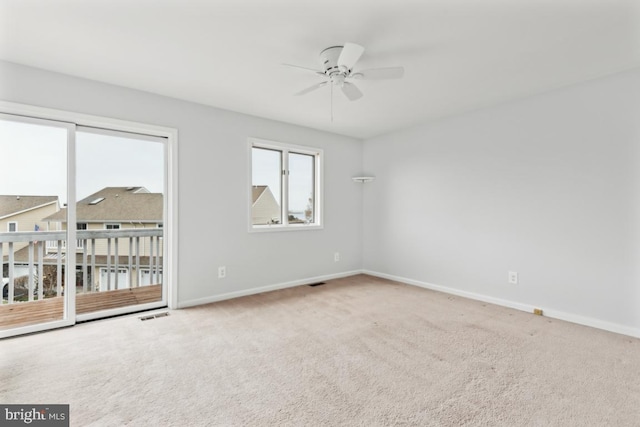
(508, 271, 518, 284)
(218, 266, 226, 279)
(334, 252, 340, 262)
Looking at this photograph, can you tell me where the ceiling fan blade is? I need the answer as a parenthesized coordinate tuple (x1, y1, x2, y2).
(341, 82, 363, 101)
(337, 42, 364, 70)
(353, 67, 405, 80)
(282, 63, 325, 76)
(295, 81, 328, 96)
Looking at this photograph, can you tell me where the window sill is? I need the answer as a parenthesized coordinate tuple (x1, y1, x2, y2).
(249, 224, 324, 233)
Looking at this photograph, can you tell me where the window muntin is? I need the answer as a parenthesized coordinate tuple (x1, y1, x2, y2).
(250, 139, 322, 231)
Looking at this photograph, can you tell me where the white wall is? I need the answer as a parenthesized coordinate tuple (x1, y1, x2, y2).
(4, 60, 638, 337)
(363, 68, 640, 336)
(0, 61, 364, 306)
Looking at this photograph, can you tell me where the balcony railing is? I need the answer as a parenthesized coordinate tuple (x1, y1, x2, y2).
(1, 229, 163, 305)
(46, 239, 84, 250)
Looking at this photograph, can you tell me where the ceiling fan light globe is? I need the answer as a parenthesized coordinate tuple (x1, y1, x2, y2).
(333, 75, 346, 87)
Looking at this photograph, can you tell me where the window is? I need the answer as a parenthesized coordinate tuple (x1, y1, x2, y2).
(7, 222, 17, 232)
(75, 223, 87, 249)
(249, 138, 322, 230)
(88, 197, 104, 205)
(105, 223, 120, 230)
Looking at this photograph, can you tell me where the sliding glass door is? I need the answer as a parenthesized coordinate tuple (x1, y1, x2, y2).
(0, 111, 169, 337)
(0, 113, 75, 335)
(74, 127, 165, 320)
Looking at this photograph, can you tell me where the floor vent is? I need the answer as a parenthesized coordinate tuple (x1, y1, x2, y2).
(308, 282, 326, 287)
(139, 312, 169, 321)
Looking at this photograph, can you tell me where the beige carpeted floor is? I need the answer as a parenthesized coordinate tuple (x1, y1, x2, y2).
(1, 274, 639, 426)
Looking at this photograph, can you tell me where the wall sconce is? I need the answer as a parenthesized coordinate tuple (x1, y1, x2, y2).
(352, 176, 375, 183)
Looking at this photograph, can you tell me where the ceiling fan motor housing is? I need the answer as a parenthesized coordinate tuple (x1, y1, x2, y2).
(320, 46, 350, 83)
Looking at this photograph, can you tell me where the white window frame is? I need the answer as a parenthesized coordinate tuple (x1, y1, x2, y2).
(104, 223, 121, 230)
(7, 221, 17, 232)
(248, 137, 323, 232)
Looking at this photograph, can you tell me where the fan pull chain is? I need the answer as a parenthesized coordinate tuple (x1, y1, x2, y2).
(330, 83, 334, 122)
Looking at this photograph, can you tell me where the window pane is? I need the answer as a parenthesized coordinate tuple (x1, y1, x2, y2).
(288, 152, 314, 224)
(251, 147, 282, 225)
(0, 118, 67, 328)
(76, 129, 164, 310)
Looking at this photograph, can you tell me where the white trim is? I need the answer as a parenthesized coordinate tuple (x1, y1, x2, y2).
(0, 101, 176, 138)
(249, 137, 321, 155)
(65, 121, 77, 322)
(165, 128, 179, 310)
(7, 221, 17, 232)
(178, 270, 361, 309)
(0, 200, 59, 221)
(76, 125, 167, 143)
(0, 319, 73, 340)
(76, 300, 167, 323)
(363, 270, 640, 339)
(249, 224, 324, 233)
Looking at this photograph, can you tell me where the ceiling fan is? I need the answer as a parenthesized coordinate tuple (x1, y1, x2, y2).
(284, 42, 405, 103)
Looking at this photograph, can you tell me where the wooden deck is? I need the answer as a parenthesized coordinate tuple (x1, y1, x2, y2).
(0, 284, 163, 330)
(0, 297, 64, 329)
(76, 284, 162, 314)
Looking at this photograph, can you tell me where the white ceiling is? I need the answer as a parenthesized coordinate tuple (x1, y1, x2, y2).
(1, 0, 639, 139)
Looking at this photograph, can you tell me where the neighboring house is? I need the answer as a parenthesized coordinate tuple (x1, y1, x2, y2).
(0, 195, 59, 251)
(43, 186, 162, 236)
(0, 195, 59, 296)
(7, 187, 163, 293)
(251, 185, 280, 225)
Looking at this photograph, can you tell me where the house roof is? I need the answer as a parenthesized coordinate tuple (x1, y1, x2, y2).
(43, 187, 162, 223)
(0, 196, 58, 219)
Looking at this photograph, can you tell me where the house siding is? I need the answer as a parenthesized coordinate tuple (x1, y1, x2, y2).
(252, 191, 280, 225)
(0, 203, 58, 252)
(51, 221, 162, 257)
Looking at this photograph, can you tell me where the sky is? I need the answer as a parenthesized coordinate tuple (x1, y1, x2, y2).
(252, 147, 314, 213)
(0, 119, 164, 204)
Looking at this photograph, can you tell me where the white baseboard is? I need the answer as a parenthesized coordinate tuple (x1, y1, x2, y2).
(363, 270, 640, 339)
(177, 270, 363, 309)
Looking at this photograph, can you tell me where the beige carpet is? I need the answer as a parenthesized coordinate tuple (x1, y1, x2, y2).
(1, 274, 639, 426)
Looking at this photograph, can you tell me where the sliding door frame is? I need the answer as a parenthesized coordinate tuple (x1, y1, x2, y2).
(0, 101, 179, 337)
(0, 112, 76, 337)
